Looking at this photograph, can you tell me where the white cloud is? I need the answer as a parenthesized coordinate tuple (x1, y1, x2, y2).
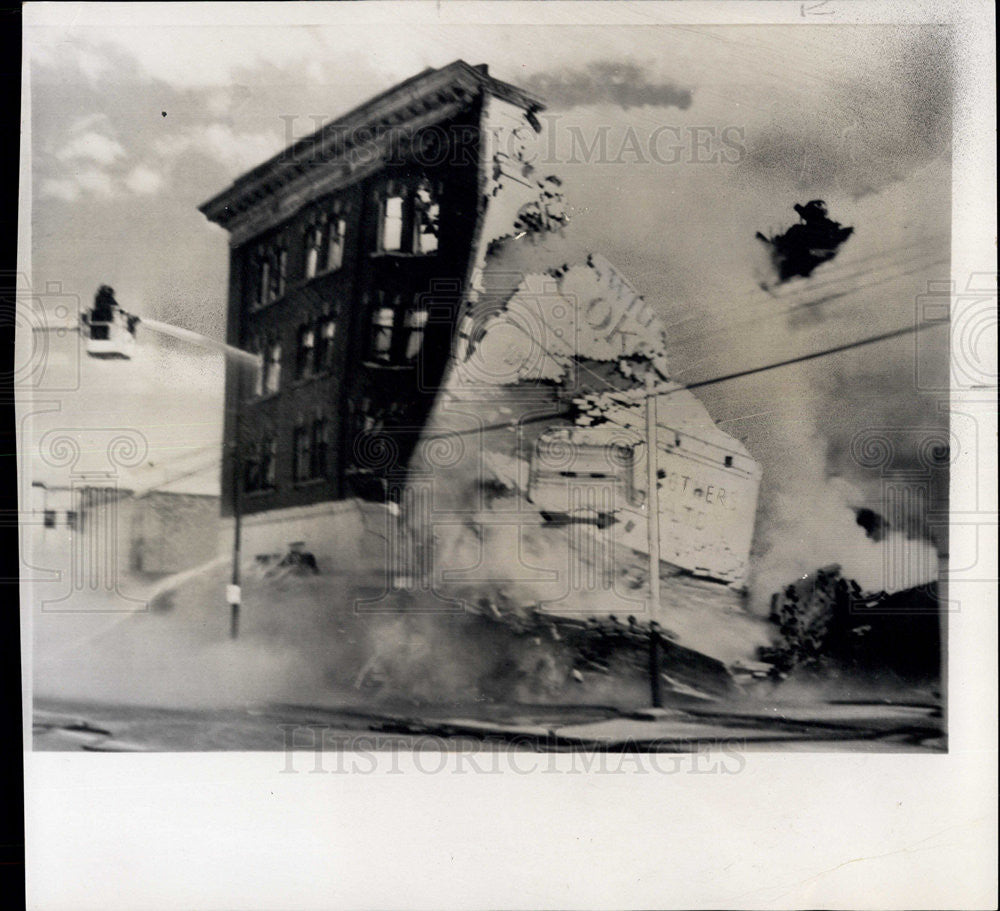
(39, 160, 165, 203)
(38, 168, 117, 202)
(76, 47, 116, 84)
(155, 123, 284, 174)
(39, 178, 81, 202)
(27, 18, 331, 89)
(67, 113, 112, 135)
(56, 131, 125, 166)
(74, 169, 117, 198)
(124, 164, 164, 195)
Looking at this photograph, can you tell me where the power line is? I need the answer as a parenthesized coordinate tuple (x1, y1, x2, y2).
(662, 234, 949, 333)
(683, 320, 946, 392)
(429, 317, 949, 441)
(134, 455, 220, 497)
(131, 292, 951, 490)
(670, 256, 949, 349)
(475, 246, 948, 414)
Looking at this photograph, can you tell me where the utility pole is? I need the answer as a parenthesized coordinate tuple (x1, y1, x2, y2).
(645, 376, 663, 709)
(645, 375, 661, 619)
(649, 621, 663, 709)
(227, 366, 244, 639)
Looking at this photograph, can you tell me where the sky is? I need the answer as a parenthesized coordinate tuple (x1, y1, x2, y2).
(20, 6, 953, 577)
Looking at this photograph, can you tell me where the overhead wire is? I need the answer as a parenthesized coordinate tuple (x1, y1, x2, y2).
(128, 251, 953, 490)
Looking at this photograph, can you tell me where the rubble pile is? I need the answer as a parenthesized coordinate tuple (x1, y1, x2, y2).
(760, 565, 942, 681)
(459, 598, 737, 698)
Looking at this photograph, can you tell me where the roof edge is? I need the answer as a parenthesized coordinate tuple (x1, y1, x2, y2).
(199, 60, 544, 228)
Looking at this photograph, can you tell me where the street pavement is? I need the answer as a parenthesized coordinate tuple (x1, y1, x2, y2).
(33, 696, 944, 753)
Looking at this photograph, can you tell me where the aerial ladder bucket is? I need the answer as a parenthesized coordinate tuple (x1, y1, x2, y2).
(82, 286, 139, 359)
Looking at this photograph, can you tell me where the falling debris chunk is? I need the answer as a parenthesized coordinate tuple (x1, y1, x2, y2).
(756, 199, 854, 285)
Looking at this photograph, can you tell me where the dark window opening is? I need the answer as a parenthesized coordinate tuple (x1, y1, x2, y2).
(257, 258, 270, 307)
(66, 510, 78, 531)
(252, 339, 265, 397)
(367, 293, 427, 366)
(310, 418, 328, 479)
(253, 244, 288, 307)
(293, 425, 311, 483)
(264, 341, 282, 394)
(304, 225, 323, 279)
(293, 418, 328, 482)
(262, 438, 276, 489)
(273, 249, 287, 299)
(403, 305, 428, 363)
(724, 455, 734, 467)
(295, 325, 315, 380)
(380, 191, 404, 252)
(376, 177, 441, 255)
(315, 315, 337, 372)
(43, 510, 56, 528)
(244, 437, 277, 492)
(326, 218, 346, 271)
(370, 293, 398, 363)
(412, 178, 439, 254)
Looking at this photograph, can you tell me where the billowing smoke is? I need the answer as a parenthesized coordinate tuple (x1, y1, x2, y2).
(32, 561, 591, 711)
(855, 507, 887, 542)
(523, 60, 693, 111)
(738, 29, 952, 198)
(746, 415, 941, 614)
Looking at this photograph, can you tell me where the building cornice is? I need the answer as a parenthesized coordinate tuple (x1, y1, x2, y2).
(199, 60, 544, 240)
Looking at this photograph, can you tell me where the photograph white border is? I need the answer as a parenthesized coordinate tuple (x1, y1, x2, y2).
(19, 2, 997, 908)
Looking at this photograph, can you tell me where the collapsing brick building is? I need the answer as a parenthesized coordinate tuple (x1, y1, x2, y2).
(200, 61, 554, 570)
(402, 251, 762, 631)
(200, 61, 763, 633)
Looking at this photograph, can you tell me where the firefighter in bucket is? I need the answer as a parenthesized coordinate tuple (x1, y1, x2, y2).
(83, 285, 139, 359)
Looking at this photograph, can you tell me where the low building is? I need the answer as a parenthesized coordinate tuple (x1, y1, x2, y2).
(27, 484, 220, 580)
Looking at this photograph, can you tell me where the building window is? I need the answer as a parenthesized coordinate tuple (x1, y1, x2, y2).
(43, 510, 56, 528)
(243, 443, 259, 492)
(264, 341, 282, 394)
(293, 416, 327, 483)
(256, 257, 270, 308)
(253, 244, 288, 307)
(304, 225, 323, 280)
(315, 314, 337, 373)
(380, 192, 404, 252)
(310, 417, 328, 479)
(66, 510, 78, 531)
(367, 293, 427, 365)
(326, 217, 346, 271)
(375, 177, 441, 255)
(351, 397, 380, 437)
(295, 324, 315, 380)
(403, 304, 428, 362)
(251, 338, 265, 397)
(412, 177, 439, 254)
(293, 424, 311, 483)
(244, 439, 276, 493)
(370, 293, 398, 363)
(243, 336, 265, 398)
(275, 249, 287, 299)
(263, 437, 277, 488)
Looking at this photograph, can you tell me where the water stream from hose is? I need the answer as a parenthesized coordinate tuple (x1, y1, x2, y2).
(139, 317, 261, 368)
